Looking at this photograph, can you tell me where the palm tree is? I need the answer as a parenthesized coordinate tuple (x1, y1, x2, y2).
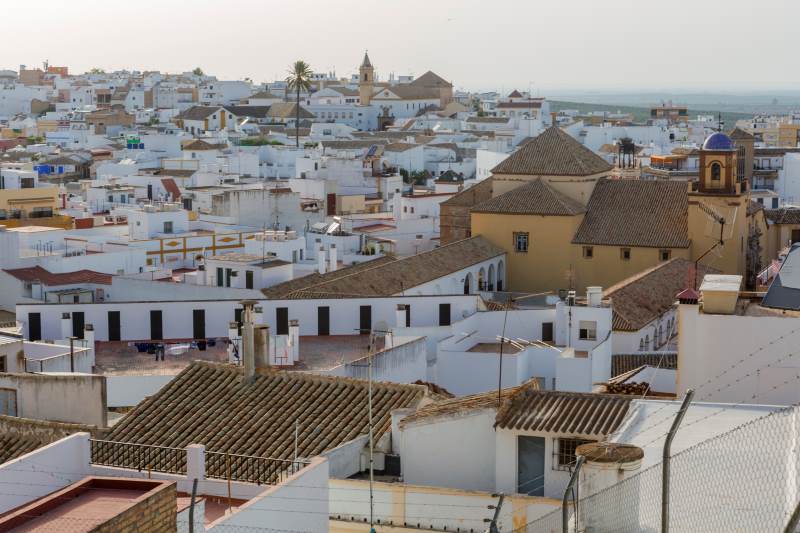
(285, 60, 313, 147)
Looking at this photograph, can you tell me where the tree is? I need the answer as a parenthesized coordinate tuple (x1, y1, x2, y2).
(89, 67, 105, 74)
(192, 67, 204, 76)
(285, 60, 313, 148)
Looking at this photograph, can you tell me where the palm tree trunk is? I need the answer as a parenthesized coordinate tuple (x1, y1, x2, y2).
(295, 86, 300, 148)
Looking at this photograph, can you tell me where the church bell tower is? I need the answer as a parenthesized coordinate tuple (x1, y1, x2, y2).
(359, 51, 374, 106)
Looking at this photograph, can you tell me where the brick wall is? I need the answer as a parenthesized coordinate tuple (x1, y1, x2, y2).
(94, 482, 177, 533)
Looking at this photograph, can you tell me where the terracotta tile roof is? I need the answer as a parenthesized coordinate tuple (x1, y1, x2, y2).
(471, 179, 586, 216)
(466, 117, 509, 124)
(262, 256, 397, 299)
(508, 90, 523, 98)
(728, 127, 754, 141)
(277, 236, 504, 299)
(3, 266, 112, 286)
(494, 389, 632, 436)
(223, 105, 272, 119)
(180, 105, 220, 121)
(604, 258, 718, 331)
(384, 143, 419, 152)
(441, 177, 493, 208)
(266, 102, 315, 120)
(611, 353, 677, 378)
(183, 139, 226, 151)
(105, 362, 429, 462)
(410, 71, 452, 89)
(748, 200, 764, 216)
(160, 178, 181, 200)
(248, 91, 281, 100)
(321, 140, 389, 150)
(0, 416, 95, 464)
(496, 101, 543, 109)
(373, 85, 440, 101)
(572, 179, 690, 248)
(765, 208, 800, 225)
(491, 126, 612, 177)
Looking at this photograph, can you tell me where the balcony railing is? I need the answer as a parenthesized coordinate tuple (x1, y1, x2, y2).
(205, 451, 309, 486)
(89, 439, 187, 475)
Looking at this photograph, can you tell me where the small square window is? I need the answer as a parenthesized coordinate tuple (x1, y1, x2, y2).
(620, 248, 631, 261)
(583, 246, 593, 259)
(514, 232, 529, 253)
(578, 320, 597, 341)
(554, 438, 595, 470)
(660, 249, 671, 261)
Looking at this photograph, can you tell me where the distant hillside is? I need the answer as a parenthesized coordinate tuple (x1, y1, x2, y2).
(549, 100, 752, 127)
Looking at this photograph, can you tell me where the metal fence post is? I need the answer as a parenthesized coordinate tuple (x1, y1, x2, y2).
(188, 477, 198, 533)
(662, 389, 694, 533)
(783, 498, 800, 533)
(562, 455, 585, 533)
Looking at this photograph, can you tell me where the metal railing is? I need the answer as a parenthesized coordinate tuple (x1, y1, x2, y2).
(205, 451, 309, 486)
(89, 439, 187, 475)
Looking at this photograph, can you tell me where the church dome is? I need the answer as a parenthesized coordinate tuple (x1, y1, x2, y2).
(702, 132, 734, 151)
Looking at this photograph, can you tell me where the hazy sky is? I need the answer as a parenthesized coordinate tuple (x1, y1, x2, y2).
(2, 0, 797, 92)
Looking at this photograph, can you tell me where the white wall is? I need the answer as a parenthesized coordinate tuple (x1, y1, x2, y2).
(322, 337, 427, 383)
(0, 373, 106, 426)
(400, 410, 497, 491)
(105, 374, 175, 408)
(0, 433, 90, 514)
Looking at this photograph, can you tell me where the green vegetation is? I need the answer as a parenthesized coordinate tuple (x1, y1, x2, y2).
(25, 136, 45, 144)
(286, 60, 313, 148)
(192, 67, 204, 76)
(549, 100, 752, 127)
(239, 137, 284, 146)
(88, 67, 105, 74)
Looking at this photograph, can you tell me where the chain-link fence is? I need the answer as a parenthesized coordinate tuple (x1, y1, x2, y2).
(522, 404, 800, 533)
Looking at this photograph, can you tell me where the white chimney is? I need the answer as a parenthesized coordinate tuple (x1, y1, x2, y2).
(578, 442, 643, 531)
(318, 246, 327, 274)
(288, 319, 300, 365)
(240, 300, 257, 381)
(84, 323, 95, 367)
(329, 244, 338, 272)
(227, 321, 239, 363)
(254, 324, 270, 370)
(396, 304, 408, 328)
(586, 286, 602, 307)
(61, 312, 72, 341)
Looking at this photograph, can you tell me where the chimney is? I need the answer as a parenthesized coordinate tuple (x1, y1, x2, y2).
(84, 324, 95, 367)
(550, 111, 558, 126)
(288, 319, 300, 364)
(329, 244, 338, 272)
(318, 246, 327, 274)
(699, 274, 742, 315)
(254, 324, 270, 370)
(396, 304, 408, 328)
(227, 321, 239, 363)
(61, 312, 72, 341)
(586, 286, 602, 307)
(240, 300, 257, 381)
(577, 442, 643, 531)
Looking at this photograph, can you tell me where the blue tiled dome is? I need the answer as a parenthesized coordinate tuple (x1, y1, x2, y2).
(702, 132, 734, 151)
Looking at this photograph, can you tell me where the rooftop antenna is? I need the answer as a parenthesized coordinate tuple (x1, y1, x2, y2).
(717, 111, 724, 133)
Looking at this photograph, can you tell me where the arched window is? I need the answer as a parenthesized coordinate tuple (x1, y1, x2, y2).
(463, 272, 472, 295)
(639, 338, 645, 351)
(658, 325, 663, 347)
(711, 162, 721, 181)
(488, 264, 496, 292)
(645, 335, 650, 351)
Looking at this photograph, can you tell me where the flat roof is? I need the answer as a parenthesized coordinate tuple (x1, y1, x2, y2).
(0, 477, 173, 532)
(700, 274, 742, 293)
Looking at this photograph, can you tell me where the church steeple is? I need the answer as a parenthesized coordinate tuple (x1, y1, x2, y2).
(359, 50, 374, 106)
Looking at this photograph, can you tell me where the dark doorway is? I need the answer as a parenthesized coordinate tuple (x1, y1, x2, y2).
(405, 305, 411, 327)
(276, 307, 288, 335)
(150, 310, 163, 340)
(193, 309, 206, 340)
(517, 436, 546, 496)
(360, 305, 372, 334)
(108, 311, 121, 341)
(318, 306, 330, 336)
(28, 312, 41, 341)
(542, 322, 554, 343)
(72, 312, 85, 339)
(234, 308, 243, 336)
(792, 229, 800, 244)
(438, 303, 451, 326)
(216, 267, 224, 287)
(245, 270, 254, 289)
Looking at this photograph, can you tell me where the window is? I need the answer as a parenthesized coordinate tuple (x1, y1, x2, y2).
(660, 249, 671, 261)
(245, 270, 254, 289)
(0, 355, 5, 372)
(620, 248, 631, 261)
(583, 246, 594, 259)
(514, 232, 529, 253)
(163, 221, 173, 233)
(710, 162, 721, 181)
(554, 438, 595, 470)
(578, 320, 597, 341)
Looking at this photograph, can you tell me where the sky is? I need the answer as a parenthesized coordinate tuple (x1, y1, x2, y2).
(2, 0, 798, 93)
